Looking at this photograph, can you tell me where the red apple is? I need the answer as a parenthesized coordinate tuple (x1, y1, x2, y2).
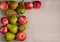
(0, 25, 8, 34)
(33, 1, 41, 9)
(0, 1, 8, 10)
(17, 32, 26, 41)
(0, 2, 1, 7)
(0, 27, 1, 32)
(1, 17, 9, 25)
(25, 2, 33, 9)
(19, 16, 27, 25)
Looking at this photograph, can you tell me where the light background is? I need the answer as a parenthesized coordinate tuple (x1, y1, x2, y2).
(0, 0, 60, 42)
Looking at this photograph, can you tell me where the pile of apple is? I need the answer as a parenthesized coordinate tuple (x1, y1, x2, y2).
(0, 15, 27, 41)
(0, 0, 42, 42)
(0, 1, 41, 11)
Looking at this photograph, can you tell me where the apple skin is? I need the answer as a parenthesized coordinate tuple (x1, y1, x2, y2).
(33, 1, 42, 9)
(0, 2, 8, 10)
(17, 32, 26, 41)
(25, 2, 33, 9)
(1, 17, 9, 25)
(19, 16, 27, 25)
(0, 25, 8, 34)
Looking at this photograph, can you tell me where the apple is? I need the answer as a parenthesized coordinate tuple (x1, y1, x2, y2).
(1, 17, 9, 25)
(33, 1, 41, 9)
(0, 27, 1, 32)
(17, 32, 26, 41)
(0, 1, 8, 10)
(25, 2, 33, 9)
(0, 25, 8, 34)
(19, 16, 27, 25)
